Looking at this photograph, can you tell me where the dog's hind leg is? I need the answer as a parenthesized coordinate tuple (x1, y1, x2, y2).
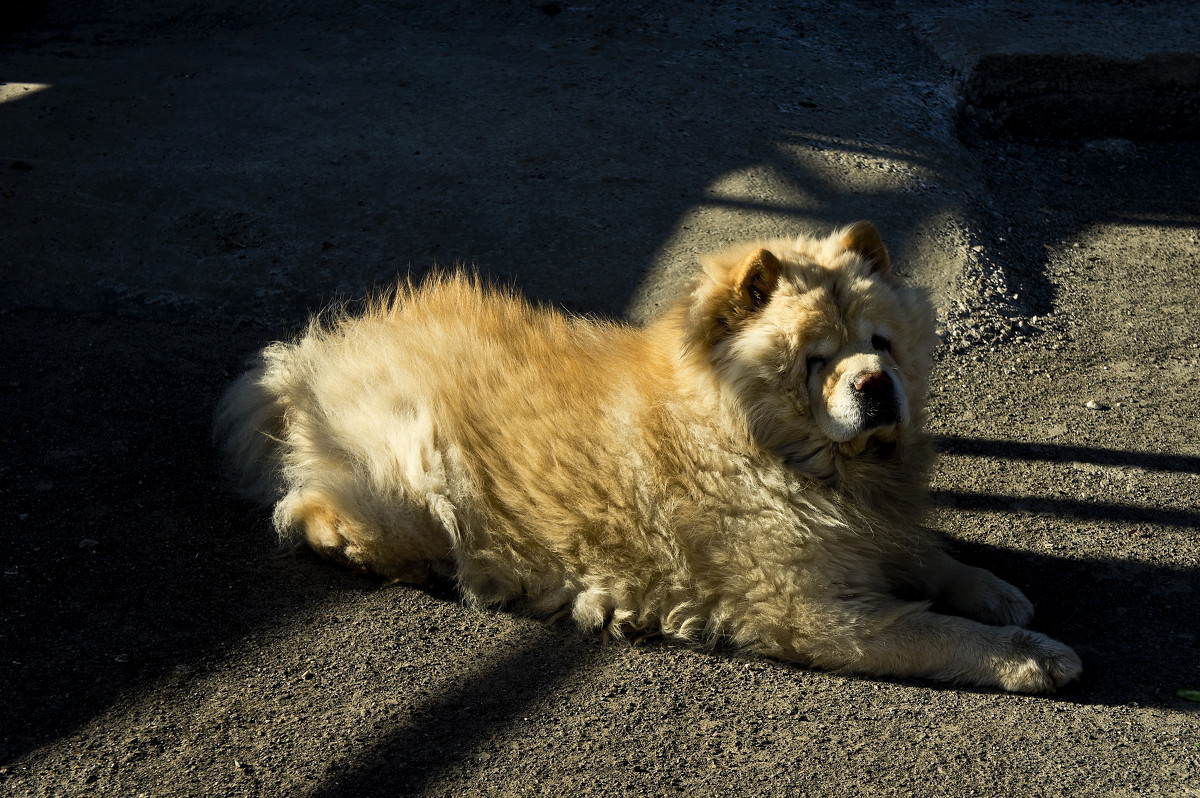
(274, 488, 452, 583)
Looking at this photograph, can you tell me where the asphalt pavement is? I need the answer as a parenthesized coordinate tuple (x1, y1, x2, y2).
(2, 2, 1197, 796)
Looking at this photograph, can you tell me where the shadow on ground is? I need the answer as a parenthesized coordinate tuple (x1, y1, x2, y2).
(932, 436, 1199, 708)
(311, 628, 600, 798)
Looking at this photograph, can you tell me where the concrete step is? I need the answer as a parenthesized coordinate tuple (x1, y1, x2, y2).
(911, 2, 1200, 140)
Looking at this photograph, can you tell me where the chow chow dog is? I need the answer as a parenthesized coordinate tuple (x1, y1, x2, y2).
(216, 222, 1081, 692)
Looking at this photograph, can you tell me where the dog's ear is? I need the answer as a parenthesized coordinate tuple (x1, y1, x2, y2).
(686, 246, 784, 351)
(840, 221, 890, 275)
(731, 248, 783, 312)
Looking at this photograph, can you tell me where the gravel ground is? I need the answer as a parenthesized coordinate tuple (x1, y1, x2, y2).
(1, 2, 1198, 796)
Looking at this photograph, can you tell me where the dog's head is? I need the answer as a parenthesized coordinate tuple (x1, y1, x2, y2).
(682, 222, 936, 482)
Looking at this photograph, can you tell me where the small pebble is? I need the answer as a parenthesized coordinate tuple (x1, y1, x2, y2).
(1085, 400, 1109, 410)
(79, 539, 99, 549)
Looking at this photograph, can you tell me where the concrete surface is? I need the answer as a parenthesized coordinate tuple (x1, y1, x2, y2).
(1, 1, 1198, 796)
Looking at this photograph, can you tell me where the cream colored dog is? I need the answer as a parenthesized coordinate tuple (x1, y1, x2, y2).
(216, 222, 1081, 692)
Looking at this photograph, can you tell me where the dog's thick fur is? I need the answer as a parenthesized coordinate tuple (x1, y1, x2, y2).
(216, 222, 1081, 692)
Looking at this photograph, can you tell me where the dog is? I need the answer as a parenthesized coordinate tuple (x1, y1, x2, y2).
(215, 221, 1081, 693)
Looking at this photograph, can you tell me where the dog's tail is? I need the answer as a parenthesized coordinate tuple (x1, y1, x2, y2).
(213, 342, 296, 504)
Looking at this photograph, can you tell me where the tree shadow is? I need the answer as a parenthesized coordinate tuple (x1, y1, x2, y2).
(936, 436, 1200, 475)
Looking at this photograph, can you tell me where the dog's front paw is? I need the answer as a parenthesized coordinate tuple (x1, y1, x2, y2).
(973, 578, 1036, 627)
(942, 566, 1035, 627)
(996, 629, 1082, 693)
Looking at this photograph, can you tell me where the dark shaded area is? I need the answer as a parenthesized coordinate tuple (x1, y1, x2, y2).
(0, 310, 318, 763)
(0, 0, 47, 34)
(941, 538, 1199, 711)
(959, 54, 1200, 141)
(935, 490, 1200, 529)
(936, 436, 1200, 475)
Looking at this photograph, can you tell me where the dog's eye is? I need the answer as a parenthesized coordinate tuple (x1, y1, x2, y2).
(870, 334, 891, 352)
(806, 355, 827, 376)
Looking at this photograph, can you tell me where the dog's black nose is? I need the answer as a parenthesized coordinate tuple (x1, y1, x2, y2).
(853, 370, 898, 426)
